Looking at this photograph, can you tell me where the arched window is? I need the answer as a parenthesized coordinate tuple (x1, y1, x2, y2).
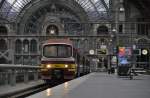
(0, 39, 7, 51)
(46, 25, 59, 35)
(0, 26, 7, 35)
(137, 38, 148, 48)
(138, 39, 148, 44)
(97, 25, 108, 35)
(15, 39, 22, 53)
(30, 39, 37, 53)
(23, 40, 29, 53)
(0, 57, 7, 64)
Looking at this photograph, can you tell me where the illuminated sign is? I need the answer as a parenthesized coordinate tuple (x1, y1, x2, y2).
(89, 50, 95, 55)
(142, 49, 148, 55)
(97, 45, 107, 55)
(118, 47, 132, 65)
(118, 47, 125, 57)
(118, 47, 132, 57)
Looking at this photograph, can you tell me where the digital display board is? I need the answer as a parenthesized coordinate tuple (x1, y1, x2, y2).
(118, 47, 132, 65)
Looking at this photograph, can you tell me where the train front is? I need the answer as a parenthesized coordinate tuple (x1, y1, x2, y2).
(40, 42, 77, 81)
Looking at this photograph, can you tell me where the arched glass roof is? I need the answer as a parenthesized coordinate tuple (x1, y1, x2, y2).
(0, 0, 110, 21)
(75, 0, 110, 20)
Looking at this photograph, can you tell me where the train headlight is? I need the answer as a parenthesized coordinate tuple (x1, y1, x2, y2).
(47, 64, 52, 68)
(65, 64, 69, 68)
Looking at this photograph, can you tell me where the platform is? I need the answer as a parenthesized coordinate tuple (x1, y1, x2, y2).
(27, 73, 150, 98)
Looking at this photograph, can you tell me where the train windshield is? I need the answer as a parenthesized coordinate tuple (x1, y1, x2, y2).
(43, 44, 72, 58)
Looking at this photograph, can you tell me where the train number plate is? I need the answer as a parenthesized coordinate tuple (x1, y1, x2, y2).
(55, 65, 61, 68)
(68, 69, 75, 71)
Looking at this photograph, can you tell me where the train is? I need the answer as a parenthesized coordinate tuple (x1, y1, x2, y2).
(40, 38, 90, 82)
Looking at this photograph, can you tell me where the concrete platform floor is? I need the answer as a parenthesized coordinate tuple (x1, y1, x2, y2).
(27, 73, 150, 98)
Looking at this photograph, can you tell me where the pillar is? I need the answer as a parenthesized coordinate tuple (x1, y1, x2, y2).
(10, 70, 16, 86)
(24, 70, 29, 83)
(34, 70, 38, 81)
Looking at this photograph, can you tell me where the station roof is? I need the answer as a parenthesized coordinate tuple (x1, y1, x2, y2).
(0, 0, 110, 22)
(128, 0, 150, 17)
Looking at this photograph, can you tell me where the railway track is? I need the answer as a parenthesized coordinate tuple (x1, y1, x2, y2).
(0, 81, 65, 98)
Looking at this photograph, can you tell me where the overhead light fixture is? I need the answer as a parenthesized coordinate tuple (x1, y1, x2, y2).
(119, 4, 125, 12)
(119, 7, 125, 12)
(50, 29, 55, 34)
(112, 28, 116, 32)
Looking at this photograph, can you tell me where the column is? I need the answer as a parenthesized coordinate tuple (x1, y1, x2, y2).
(34, 71, 38, 81)
(24, 70, 29, 83)
(10, 70, 16, 86)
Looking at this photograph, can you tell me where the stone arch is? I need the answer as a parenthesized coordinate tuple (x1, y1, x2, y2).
(17, 0, 88, 23)
(138, 38, 148, 43)
(97, 25, 109, 35)
(41, 15, 64, 35)
(137, 38, 149, 48)
(136, 37, 150, 42)
(17, 0, 88, 34)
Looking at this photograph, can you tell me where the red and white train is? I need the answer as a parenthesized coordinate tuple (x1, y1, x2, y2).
(40, 38, 90, 82)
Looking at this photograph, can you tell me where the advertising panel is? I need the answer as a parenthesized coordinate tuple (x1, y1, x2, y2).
(118, 47, 132, 66)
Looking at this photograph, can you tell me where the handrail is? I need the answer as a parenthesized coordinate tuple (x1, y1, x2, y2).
(0, 64, 41, 86)
(0, 64, 40, 69)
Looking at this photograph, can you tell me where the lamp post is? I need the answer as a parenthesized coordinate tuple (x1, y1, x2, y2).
(109, 29, 118, 73)
(112, 28, 118, 46)
(111, 28, 119, 72)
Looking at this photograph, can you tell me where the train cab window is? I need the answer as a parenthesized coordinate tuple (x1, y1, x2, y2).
(43, 44, 72, 58)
